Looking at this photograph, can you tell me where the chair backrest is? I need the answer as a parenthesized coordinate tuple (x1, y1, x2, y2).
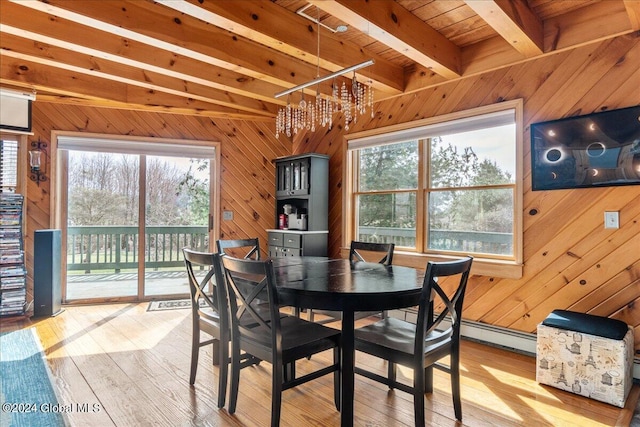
(349, 241, 395, 266)
(415, 257, 473, 353)
(183, 248, 228, 330)
(221, 256, 281, 354)
(216, 238, 261, 260)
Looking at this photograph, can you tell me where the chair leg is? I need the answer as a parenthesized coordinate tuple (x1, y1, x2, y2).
(217, 337, 228, 409)
(387, 361, 396, 389)
(284, 362, 295, 382)
(451, 350, 462, 421)
(272, 362, 283, 427)
(424, 366, 433, 393)
(414, 363, 426, 427)
(211, 338, 220, 365)
(333, 346, 341, 411)
(306, 310, 315, 360)
(228, 339, 241, 414)
(189, 327, 200, 385)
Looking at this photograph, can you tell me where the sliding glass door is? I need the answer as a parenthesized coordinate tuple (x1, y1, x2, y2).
(58, 135, 216, 303)
(65, 151, 141, 300)
(144, 155, 210, 297)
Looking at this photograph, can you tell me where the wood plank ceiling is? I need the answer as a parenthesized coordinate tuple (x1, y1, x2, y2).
(2, 0, 639, 124)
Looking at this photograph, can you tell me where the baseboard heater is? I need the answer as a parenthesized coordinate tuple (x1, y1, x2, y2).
(388, 308, 640, 381)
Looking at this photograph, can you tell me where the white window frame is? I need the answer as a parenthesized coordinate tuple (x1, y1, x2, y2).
(344, 100, 524, 279)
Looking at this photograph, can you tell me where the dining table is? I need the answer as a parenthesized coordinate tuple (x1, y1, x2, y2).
(271, 256, 425, 427)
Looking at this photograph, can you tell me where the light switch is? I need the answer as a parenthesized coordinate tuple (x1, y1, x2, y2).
(223, 210, 233, 221)
(604, 211, 619, 229)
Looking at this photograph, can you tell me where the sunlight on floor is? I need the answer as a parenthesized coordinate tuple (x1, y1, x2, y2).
(42, 304, 190, 357)
(385, 358, 529, 423)
(482, 365, 546, 393)
(458, 373, 526, 421)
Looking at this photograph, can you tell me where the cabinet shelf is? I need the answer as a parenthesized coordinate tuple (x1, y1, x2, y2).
(276, 157, 310, 197)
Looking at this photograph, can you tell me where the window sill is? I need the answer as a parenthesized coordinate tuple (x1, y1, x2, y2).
(339, 248, 523, 279)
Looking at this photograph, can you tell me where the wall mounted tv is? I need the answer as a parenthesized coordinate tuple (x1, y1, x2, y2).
(531, 105, 640, 191)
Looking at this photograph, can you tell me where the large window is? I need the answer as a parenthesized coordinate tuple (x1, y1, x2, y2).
(347, 101, 523, 271)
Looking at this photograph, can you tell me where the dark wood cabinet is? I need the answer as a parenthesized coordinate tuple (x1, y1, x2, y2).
(269, 153, 328, 257)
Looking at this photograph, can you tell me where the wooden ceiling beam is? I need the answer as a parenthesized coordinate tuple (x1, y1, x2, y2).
(542, 0, 635, 52)
(36, 91, 267, 120)
(407, 1, 638, 94)
(623, 0, 640, 30)
(464, 1, 637, 77)
(2, 0, 633, 117)
(309, 0, 461, 79)
(0, 0, 288, 106)
(0, 77, 261, 120)
(17, 0, 354, 99)
(0, 36, 276, 118)
(464, 0, 543, 57)
(163, 0, 404, 95)
(0, 56, 261, 120)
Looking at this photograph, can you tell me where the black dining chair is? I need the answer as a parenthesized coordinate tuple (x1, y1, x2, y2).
(218, 237, 301, 316)
(353, 256, 473, 426)
(221, 256, 341, 427)
(309, 240, 395, 324)
(349, 240, 395, 265)
(182, 248, 259, 408)
(216, 238, 261, 260)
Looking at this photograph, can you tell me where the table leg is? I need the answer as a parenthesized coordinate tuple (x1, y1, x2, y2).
(341, 310, 355, 427)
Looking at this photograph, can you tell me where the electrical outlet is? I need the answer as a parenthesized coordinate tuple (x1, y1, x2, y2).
(604, 211, 619, 229)
(223, 211, 233, 221)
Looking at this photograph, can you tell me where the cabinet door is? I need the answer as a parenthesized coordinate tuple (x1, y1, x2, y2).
(276, 159, 310, 197)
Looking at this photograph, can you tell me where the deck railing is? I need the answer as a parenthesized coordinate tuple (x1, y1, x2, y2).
(358, 226, 512, 256)
(67, 225, 208, 273)
(67, 225, 511, 273)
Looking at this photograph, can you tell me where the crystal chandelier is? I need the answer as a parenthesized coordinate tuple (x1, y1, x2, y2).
(274, 61, 374, 138)
(274, 7, 374, 138)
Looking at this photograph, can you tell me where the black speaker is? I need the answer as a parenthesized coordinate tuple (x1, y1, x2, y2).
(33, 229, 62, 317)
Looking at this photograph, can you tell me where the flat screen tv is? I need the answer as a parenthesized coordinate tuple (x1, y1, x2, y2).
(530, 105, 640, 191)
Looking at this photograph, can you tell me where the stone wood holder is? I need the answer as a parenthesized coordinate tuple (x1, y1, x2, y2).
(536, 310, 634, 407)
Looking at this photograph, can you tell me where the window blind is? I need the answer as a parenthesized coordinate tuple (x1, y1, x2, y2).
(348, 109, 516, 150)
(57, 135, 217, 158)
(0, 139, 18, 192)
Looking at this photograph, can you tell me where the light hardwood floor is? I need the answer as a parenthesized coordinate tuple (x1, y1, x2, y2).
(2, 303, 637, 427)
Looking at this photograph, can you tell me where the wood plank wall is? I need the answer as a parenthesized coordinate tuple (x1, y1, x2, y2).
(23, 32, 639, 356)
(293, 32, 640, 355)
